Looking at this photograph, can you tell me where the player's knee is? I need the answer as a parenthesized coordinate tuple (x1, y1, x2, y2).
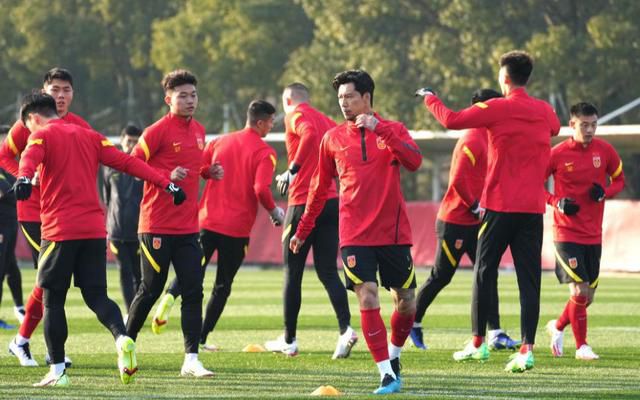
(570, 282, 590, 297)
(212, 283, 232, 299)
(355, 283, 379, 309)
(394, 289, 416, 315)
(80, 287, 108, 310)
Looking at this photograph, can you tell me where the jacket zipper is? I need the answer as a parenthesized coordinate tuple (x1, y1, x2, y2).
(394, 205, 401, 243)
(359, 127, 367, 161)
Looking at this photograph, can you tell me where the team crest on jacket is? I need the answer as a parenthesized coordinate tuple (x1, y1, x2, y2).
(592, 155, 601, 168)
(152, 237, 162, 250)
(455, 239, 463, 250)
(376, 136, 387, 150)
(568, 257, 578, 269)
(347, 255, 356, 269)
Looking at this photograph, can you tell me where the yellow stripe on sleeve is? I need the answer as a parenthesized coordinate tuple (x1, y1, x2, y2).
(402, 263, 416, 289)
(20, 225, 41, 252)
(27, 138, 43, 146)
(7, 133, 19, 155)
(140, 241, 161, 273)
(462, 145, 476, 166)
(101, 139, 114, 147)
(474, 102, 489, 109)
(442, 240, 458, 267)
(269, 154, 277, 168)
(290, 112, 302, 132)
(37, 242, 57, 269)
(342, 261, 363, 285)
(139, 138, 150, 161)
(611, 161, 623, 179)
(554, 248, 583, 283)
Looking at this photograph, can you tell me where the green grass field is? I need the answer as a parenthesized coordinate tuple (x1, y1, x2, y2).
(1, 267, 639, 399)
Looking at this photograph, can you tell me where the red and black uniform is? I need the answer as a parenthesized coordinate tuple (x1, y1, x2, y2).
(546, 137, 625, 286)
(426, 88, 560, 345)
(281, 104, 349, 343)
(0, 168, 22, 312)
(0, 113, 90, 265)
(126, 112, 206, 354)
(18, 119, 170, 364)
(415, 128, 500, 330)
(295, 113, 422, 289)
(166, 127, 278, 345)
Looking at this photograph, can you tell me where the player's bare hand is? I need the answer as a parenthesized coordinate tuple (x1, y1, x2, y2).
(289, 235, 304, 254)
(209, 162, 224, 180)
(355, 113, 379, 132)
(31, 171, 40, 186)
(170, 166, 189, 181)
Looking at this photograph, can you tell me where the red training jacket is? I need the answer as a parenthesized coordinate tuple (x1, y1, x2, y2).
(426, 88, 560, 214)
(284, 103, 338, 206)
(438, 128, 487, 225)
(199, 127, 277, 238)
(546, 137, 624, 244)
(18, 119, 170, 241)
(0, 112, 91, 222)
(132, 112, 205, 235)
(295, 114, 422, 247)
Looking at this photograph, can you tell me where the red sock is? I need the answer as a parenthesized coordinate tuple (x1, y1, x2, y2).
(520, 343, 533, 354)
(472, 335, 484, 348)
(360, 308, 389, 362)
(18, 285, 44, 339)
(568, 295, 588, 348)
(390, 310, 415, 347)
(556, 301, 571, 331)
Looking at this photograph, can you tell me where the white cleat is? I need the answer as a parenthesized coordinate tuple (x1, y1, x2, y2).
(199, 343, 219, 352)
(181, 359, 215, 377)
(332, 326, 358, 359)
(33, 370, 69, 387)
(8, 338, 38, 367)
(264, 335, 298, 356)
(546, 320, 564, 357)
(575, 344, 599, 360)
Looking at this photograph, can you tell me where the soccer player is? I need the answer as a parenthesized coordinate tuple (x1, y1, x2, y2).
(154, 100, 285, 351)
(411, 89, 520, 351)
(2, 68, 92, 367)
(545, 102, 625, 360)
(264, 83, 356, 359)
(125, 69, 214, 377)
(418, 50, 561, 372)
(103, 125, 144, 312)
(290, 70, 422, 394)
(15, 92, 184, 387)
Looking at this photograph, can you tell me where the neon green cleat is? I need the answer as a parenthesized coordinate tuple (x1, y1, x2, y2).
(116, 336, 138, 384)
(152, 293, 175, 335)
(505, 351, 534, 373)
(33, 371, 69, 387)
(453, 342, 490, 362)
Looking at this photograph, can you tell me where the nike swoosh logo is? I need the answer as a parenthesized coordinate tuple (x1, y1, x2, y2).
(564, 162, 573, 166)
(338, 146, 350, 151)
(173, 142, 181, 146)
(368, 329, 382, 337)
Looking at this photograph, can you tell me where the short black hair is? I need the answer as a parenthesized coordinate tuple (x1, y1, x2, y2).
(0, 125, 10, 135)
(247, 100, 276, 125)
(43, 67, 74, 87)
(471, 89, 502, 105)
(570, 102, 598, 118)
(121, 124, 142, 137)
(20, 92, 58, 125)
(332, 70, 375, 106)
(162, 69, 197, 92)
(499, 50, 533, 86)
(285, 82, 310, 102)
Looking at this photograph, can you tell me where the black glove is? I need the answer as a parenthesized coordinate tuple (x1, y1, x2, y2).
(165, 182, 186, 205)
(415, 87, 436, 97)
(590, 183, 605, 202)
(557, 197, 579, 216)
(13, 176, 32, 201)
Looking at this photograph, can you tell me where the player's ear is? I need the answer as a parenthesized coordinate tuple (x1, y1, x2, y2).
(164, 92, 172, 107)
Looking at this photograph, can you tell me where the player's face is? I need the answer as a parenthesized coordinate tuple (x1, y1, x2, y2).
(43, 79, 73, 116)
(120, 134, 140, 154)
(338, 83, 370, 121)
(570, 114, 598, 146)
(256, 115, 275, 137)
(166, 84, 198, 118)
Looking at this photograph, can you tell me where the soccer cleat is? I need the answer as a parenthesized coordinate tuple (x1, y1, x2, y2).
(45, 353, 73, 368)
(575, 344, 599, 360)
(332, 326, 358, 359)
(152, 293, 175, 335)
(14, 306, 26, 324)
(488, 332, 521, 351)
(200, 343, 219, 352)
(0, 319, 15, 330)
(9, 339, 38, 366)
(505, 351, 534, 373)
(390, 357, 402, 384)
(33, 370, 69, 387)
(116, 336, 138, 384)
(410, 326, 428, 350)
(180, 359, 214, 378)
(373, 373, 401, 395)
(546, 320, 564, 357)
(264, 335, 298, 356)
(453, 342, 490, 362)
